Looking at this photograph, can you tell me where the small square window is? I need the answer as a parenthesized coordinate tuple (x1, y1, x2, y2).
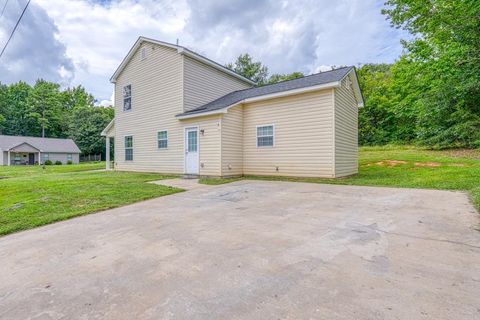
(257, 125, 274, 147)
(123, 85, 132, 111)
(157, 131, 168, 149)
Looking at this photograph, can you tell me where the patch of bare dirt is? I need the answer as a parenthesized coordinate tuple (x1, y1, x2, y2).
(448, 163, 466, 167)
(414, 162, 441, 167)
(375, 160, 408, 167)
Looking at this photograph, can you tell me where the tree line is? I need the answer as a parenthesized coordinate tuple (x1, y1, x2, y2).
(0, 80, 113, 155)
(227, 0, 480, 148)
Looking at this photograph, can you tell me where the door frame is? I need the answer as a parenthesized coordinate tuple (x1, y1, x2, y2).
(28, 153, 35, 165)
(183, 126, 200, 174)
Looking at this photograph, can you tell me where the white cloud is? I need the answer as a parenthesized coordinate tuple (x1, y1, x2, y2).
(1, 0, 405, 101)
(0, 1, 74, 86)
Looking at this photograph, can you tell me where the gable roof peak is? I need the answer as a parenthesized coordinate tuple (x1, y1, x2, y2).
(110, 36, 256, 85)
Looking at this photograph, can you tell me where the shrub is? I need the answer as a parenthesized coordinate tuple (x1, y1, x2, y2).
(44, 160, 52, 165)
(55, 160, 62, 165)
(67, 160, 73, 165)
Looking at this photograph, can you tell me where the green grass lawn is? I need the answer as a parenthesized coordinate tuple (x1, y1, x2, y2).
(201, 146, 480, 210)
(0, 163, 182, 236)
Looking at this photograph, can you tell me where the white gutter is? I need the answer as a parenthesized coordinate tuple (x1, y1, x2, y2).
(176, 81, 341, 120)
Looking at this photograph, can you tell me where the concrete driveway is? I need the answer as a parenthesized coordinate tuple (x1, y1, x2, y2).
(1, 180, 479, 319)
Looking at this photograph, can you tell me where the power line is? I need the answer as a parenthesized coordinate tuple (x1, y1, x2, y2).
(0, 0, 8, 18)
(0, 0, 31, 59)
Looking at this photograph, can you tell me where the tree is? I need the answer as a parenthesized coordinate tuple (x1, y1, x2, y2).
(357, 64, 396, 145)
(1, 82, 32, 136)
(226, 53, 269, 85)
(382, 0, 480, 148)
(60, 85, 96, 110)
(267, 72, 304, 84)
(27, 80, 62, 138)
(67, 105, 114, 156)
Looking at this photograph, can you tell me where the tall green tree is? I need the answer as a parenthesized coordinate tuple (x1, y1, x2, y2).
(357, 64, 396, 145)
(1, 82, 32, 136)
(67, 105, 114, 156)
(27, 80, 62, 138)
(226, 53, 269, 85)
(383, 0, 480, 148)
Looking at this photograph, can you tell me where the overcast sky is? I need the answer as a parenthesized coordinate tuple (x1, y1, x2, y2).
(0, 0, 405, 105)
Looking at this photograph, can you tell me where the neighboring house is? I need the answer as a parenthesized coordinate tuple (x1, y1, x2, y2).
(0, 135, 81, 165)
(102, 36, 363, 178)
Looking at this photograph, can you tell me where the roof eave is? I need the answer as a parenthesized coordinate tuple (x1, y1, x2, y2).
(341, 67, 364, 107)
(176, 81, 341, 120)
(101, 118, 115, 136)
(7, 142, 42, 152)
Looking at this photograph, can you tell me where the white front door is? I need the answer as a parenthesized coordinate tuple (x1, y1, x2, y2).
(184, 127, 199, 174)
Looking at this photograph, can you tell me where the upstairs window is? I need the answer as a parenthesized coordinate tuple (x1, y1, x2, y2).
(125, 136, 133, 161)
(141, 47, 147, 60)
(157, 131, 168, 149)
(257, 125, 274, 147)
(123, 85, 132, 111)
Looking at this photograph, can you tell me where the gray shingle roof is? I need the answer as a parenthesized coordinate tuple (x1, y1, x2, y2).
(0, 135, 81, 153)
(177, 66, 354, 117)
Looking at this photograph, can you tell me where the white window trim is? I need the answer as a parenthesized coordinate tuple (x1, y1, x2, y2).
(123, 84, 132, 112)
(256, 124, 275, 148)
(157, 130, 168, 150)
(67, 154, 73, 161)
(124, 135, 133, 161)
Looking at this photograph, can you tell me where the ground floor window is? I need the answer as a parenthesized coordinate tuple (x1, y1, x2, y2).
(257, 125, 274, 147)
(67, 154, 72, 162)
(43, 153, 49, 162)
(157, 131, 168, 149)
(125, 136, 133, 161)
(14, 153, 21, 161)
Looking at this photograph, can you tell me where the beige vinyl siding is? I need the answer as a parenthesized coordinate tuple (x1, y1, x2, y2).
(182, 115, 222, 176)
(243, 89, 335, 177)
(221, 105, 243, 176)
(334, 76, 359, 177)
(114, 42, 185, 173)
(183, 56, 251, 112)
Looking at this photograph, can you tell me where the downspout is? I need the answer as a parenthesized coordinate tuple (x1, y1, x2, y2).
(331, 88, 336, 178)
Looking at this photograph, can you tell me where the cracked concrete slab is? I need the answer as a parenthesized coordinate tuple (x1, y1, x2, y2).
(0, 180, 479, 319)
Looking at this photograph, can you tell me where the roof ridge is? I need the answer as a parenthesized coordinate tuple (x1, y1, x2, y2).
(251, 66, 353, 89)
(210, 66, 353, 96)
(0, 134, 73, 141)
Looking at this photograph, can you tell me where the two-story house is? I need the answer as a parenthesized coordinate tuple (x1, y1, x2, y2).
(102, 37, 363, 178)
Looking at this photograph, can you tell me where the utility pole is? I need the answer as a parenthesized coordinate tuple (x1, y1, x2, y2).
(42, 109, 45, 137)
